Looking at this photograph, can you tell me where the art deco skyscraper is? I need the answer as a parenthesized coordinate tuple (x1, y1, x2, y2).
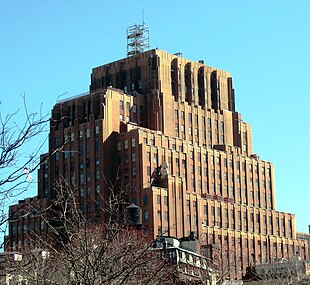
(6, 48, 308, 279)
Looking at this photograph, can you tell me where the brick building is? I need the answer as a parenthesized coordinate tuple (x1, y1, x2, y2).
(5, 49, 308, 279)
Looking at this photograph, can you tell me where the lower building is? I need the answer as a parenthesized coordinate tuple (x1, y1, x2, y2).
(153, 235, 217, 284)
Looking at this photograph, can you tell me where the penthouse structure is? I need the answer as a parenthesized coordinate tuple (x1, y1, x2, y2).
(6, 48, 308, 279)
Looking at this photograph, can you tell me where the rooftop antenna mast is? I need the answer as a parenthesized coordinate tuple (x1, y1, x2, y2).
(126, 11, 150, 57)
(142, 9, 145, 25)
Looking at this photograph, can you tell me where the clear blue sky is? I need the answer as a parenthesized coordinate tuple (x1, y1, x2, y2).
(0, 0, 309, 232)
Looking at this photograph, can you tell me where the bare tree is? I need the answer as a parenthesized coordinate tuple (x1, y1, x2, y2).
(243, 258, 310, 285)
(0, 96, 49, 247)
(197, 237, 247, 284)
(8, 178, 177, 285)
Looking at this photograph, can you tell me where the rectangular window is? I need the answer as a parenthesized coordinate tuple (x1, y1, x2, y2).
(165, 211, 169, 221)
(131, 152, 136, 162)
(181, 125, 185, 133)
(131, 137, 135, 147)
(188, 113, 192, 123)
(178, 111, 183, 121)
(80, 188, 84, 197)
(132, 167, 136, 176)
(164, 196, 168, 205)
(175, 110, 178, 119)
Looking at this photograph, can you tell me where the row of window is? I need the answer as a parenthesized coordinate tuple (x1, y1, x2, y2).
(11, 219, 45, 236)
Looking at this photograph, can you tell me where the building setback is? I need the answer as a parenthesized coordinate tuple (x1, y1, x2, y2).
(5, 49, 308, 279)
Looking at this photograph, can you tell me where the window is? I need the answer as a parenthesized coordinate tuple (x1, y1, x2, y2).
(190, 151, 194, 160)
(132, 167, 136, 176)
(188, 113, 192, 123)
(198, 166, 201, 175)
(144, 210, 149, 221)
(95, 125, 99, 135)
(120, 100, 123, 110)
(181, 111, 185, 120)
(164, 196, 168, 205)
(175, 110, 178, 119)
(131, 138, 136, 147)
(124, 140, 128, 149)
(195, 114, 198, 124)
(79, 130, 83, 139)
(211, 206, 215, 216)
(131, 152, 136, 162)
(80, 188, 84, 197)
(70, 132, 74, 142)
(202, 116, 205, 126)
(96, 170, 100, 180)
(86, 128, 90, 138)
(164, 211, 169, 221)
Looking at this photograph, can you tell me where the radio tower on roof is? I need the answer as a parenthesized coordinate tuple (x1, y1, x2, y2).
(126, 15, 150, 57)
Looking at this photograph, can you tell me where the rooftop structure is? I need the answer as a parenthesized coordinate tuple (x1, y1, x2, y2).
(126, 23, 150, 57)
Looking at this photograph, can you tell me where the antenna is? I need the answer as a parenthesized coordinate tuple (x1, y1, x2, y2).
(142, 9, 145, 25)
(126, 22, 150, 57)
